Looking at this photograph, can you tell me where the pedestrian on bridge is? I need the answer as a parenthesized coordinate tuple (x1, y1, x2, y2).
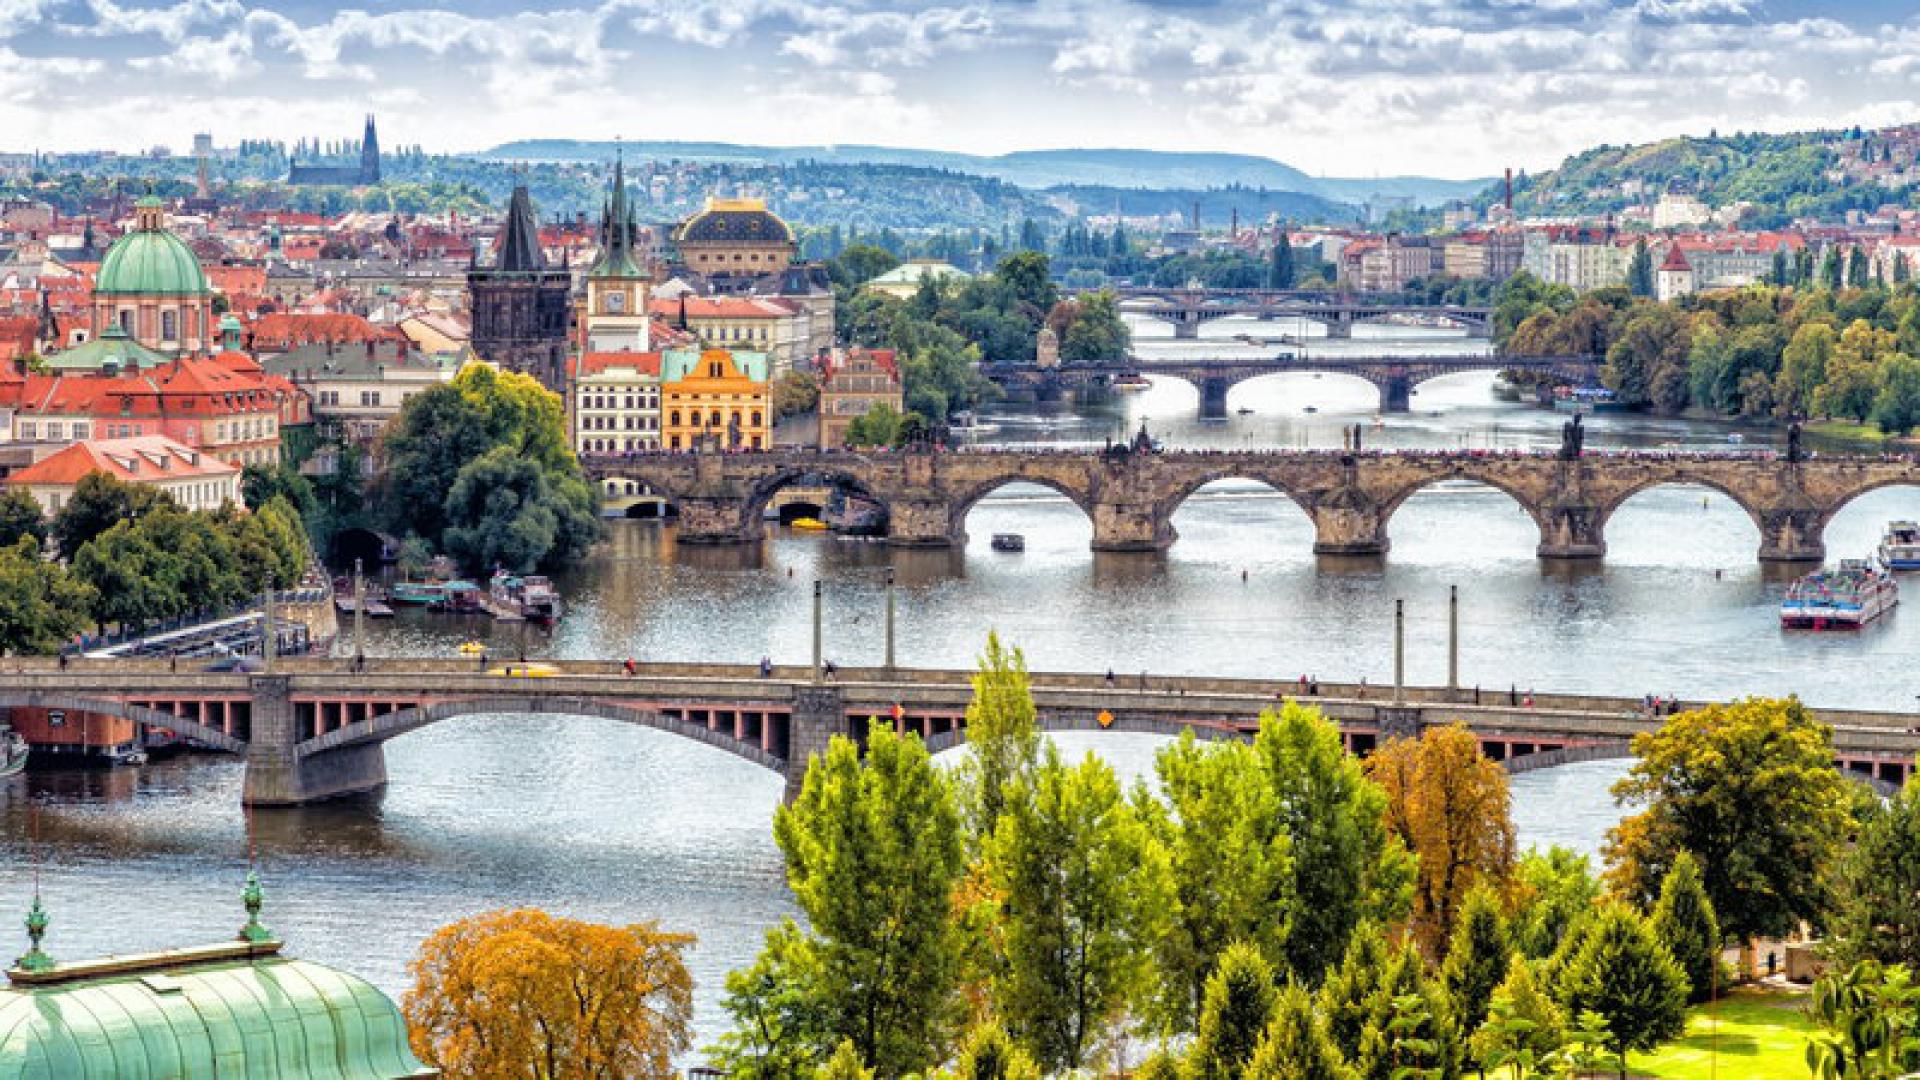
(760, 656, 774, 678)
(623, 657, 637, 676)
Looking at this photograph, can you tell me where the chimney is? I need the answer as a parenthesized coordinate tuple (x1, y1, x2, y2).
(1504, 168, 1513, 211)
(1192, 201, 1201, 231)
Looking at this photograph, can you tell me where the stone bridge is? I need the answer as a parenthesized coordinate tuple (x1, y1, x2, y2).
(586, 447, 1920, 562)
(983, 354, 1598, 416)
(1111, 290, 1493, 340)
(3, 658, 1914, 807)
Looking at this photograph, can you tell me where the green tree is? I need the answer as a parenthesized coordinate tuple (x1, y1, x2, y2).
(1319, 922, 1394, 1062)
(710, 922, 829, 1080)
(1510, 846, 1602, 960)
(951, 1019, 1040, 1080)
(71, 519, 178, 631)
(1828, 782, 1920, 971)
(994, 251, 1057, 319)
(1469, 957, 1565, 1077)
(1443, 884, 1512, 1055)
(1849, 245, 1872, 288)
(1245, 983, 1352, 1080)
(1146, 733, 1292, 1030)
(831, 245, 901, 287)
(1602, 306, 1692, 408)
(843, 403, 908, 448)
(0, 538, 94, 655)
(1554, 904, 1689, 1079)
(440, 445, 599, 575)
(816, 1041, 874, 1080)
(1649, 851, 1722, 1003)
(1185, 942, 1278, 1080)
(773, 370, 821, 420)
(1256, 703, 1414, 984)
(958, 632, 1042, 842)
(764, 727, 968, 1077)
(52, 471, 179, 560)
(1626, 238, 1653, 298)
(1270, 234, 1297, 289)
(1823, 248, 1844, 290)
(1805, 960, 1920, 1080)
(1605, 698, 1860, 947)
(986, 747, 1170, 1072)
(1353, 943, 1462, 1080)
(0, 489, 47, 549)
(1776, 321, 1837, 417)
(240, 463, 316, 518)
(1872, 353, 1920, 435)
(1059, 291, 1131, 365)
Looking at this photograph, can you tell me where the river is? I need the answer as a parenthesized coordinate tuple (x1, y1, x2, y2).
(1, 316, 1909, 1046)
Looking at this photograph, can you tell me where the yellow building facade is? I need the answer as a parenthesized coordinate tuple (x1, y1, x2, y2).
(661, 348, 771, 451)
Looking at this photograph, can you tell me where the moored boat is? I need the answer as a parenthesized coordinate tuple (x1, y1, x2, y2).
(1781, 559, 1899, 630)
(1111, 374, 1151, 391)
(0, 727, 26, 778)
(1882, 521, 1920, 570)
(388, 581, 445, 605)
(991, 533, 1026, 552)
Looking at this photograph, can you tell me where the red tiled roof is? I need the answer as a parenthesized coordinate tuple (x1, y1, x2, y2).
(647, 297, 798, 319)
(7, 435, 239, 486)
(578, 351, 663, 377)
(247, 313, 402, 350)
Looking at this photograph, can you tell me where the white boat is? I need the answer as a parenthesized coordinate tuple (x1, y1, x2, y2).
(1881, 521, 1920, 570)
(1781, 559, 1899, 630)
(1111, 375, 1151, 392)
(0, 727, 26, 778)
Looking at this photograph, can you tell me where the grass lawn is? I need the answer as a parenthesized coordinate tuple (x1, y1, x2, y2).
(1805, 419, 1898, 446)
(1626, 987, 1812, 1079)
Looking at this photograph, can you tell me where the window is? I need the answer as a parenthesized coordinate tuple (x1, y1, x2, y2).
(161, 310, 178, 341)
(751, 411, 763, 427)
(17, 422, 33, 440)
(319, 390, 339, 406)
(44, 423, 61, 442)
(71, 423, 89, 440)
(669, 411, 681, 427)
(361, 390, 380, 407)
(118, 310, 132, 333)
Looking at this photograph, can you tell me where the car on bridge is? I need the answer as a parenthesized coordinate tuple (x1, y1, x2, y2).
(488, 662, 561, 678)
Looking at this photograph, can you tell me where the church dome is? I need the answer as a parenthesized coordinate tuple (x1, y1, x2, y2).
(677, 197, 794, 246)
(94, 197, 210, 297)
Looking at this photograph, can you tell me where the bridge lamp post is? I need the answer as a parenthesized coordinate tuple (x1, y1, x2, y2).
(352, 559, 366, 669)
(812, 579, 823, 683)
(884, 568, 896, 673)
(1448, 585, 1459, 694)
(1393, 598, 1405, 705)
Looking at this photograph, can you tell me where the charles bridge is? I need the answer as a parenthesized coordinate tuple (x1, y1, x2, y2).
(586, 446, 1920, 563)
(980, 353, 1599, 416)
(3, 657, 1914, 807)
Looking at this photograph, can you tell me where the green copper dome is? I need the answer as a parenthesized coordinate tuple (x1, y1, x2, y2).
(94, 197, 209, 297)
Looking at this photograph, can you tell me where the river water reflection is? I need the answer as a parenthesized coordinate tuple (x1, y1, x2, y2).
(1, 319, 1910, 1043)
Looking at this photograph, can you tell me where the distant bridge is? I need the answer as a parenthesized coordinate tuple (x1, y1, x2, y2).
(3, 658, 1913, 807)
(982, 353, 1598, 416)
(1101, 287, 1494, 340)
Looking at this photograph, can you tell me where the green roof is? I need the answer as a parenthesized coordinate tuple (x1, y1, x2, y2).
(94, 217, 209, 298)
(0, 941, 438, 1079)
(44, 324, 166, 373)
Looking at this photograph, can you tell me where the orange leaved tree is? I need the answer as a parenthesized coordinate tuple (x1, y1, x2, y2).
(404, 908, 694, 1080)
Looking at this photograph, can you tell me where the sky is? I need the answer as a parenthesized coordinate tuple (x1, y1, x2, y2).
(1, 0, 1918, 179)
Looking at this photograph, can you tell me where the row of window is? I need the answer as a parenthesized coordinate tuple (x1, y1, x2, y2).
(666, 433, 764, 449)
(17, 421, 89, 442)
(316, 390, 416, 408)
(581, 394, 660, 410)
(580, 415, 659, 431)
(113, 305, 204, 344)
(214, 417, 275, 442)
(670, 410, 764, 429)
(582, 438, 661, 453)
(699, 325, 772, 342)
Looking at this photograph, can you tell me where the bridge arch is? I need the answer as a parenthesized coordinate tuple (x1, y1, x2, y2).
(1378, 470, 1550, 545)
(1157, 472, 1316, 526)
(0, 692, 247, 753)
(1596, 474, 1768, 540)
(1812, 478, 1920, 548)
(743, 467, 892, 533)
(1503, 738, 1903, 796)
(1598, 479, 1765, 565)
(292, 696, 785, 773)
(948, 472, 1096, 542)
(922, 712, 1245, 756)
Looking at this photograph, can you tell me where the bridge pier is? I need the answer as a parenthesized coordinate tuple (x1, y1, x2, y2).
(242, 676, 388, 807)
(674, 496, 755, 544)
(1199, 377, 1231, 418)
(1091, 500, 1176, 551)
(1536, 504, 1606, 560)
(1378, 376, 1413, 413)
(784, 685, 847, 804)
(1758, 508, 1826, 563)
(1324, 314, 1354, 340)
(886, 499, 959, 547)
(1309, 504, 1389, 556)
(1172, 321, 1201, 340)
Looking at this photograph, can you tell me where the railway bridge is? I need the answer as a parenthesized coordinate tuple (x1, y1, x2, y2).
(2, 658, 1913, 807)
(586, 447, 1920, 562)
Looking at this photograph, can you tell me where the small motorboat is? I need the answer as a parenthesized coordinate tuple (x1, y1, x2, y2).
(1236, 407, 1255, 415)
(1303, 406, 1319, 414)
(991, 533, 1026, 552)
(791, 517, 828, 532)
(0, 726, 27, 779)
(457, 640, 487, 655)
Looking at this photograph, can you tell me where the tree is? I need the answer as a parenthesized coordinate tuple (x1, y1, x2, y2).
(1776, 321, 1837, 417)
(240, 463, 316, 518)
(0, 538, 93, 655)
(1649, 851, 1722, 1003)
(1319, 921, 1394, 1062)
(1145, 733, 1292, 1030)
(1245, 983, 1352, 1080)
(1059, 291, 1131, 365)
(958, 632, 1042, 842)
(1626, 238, 1653, 298)
(1470, 957, 1565, 1078)
(1353, 942, 1463, 1080)
(1553, 903, 1688, 1079)
(816, 1041, 874, 1080)
(1828, 782, 1920, 971)
(1443, 884, 1512, 1053)
(403, 908, 694, 1080)
(985, 747, 1171, 1072)
(1872, 353, 1920, 436)
(1256, 703, 1414, 985)
(765, 727, 967, 1076)
(1605, 698, 1859, 947)
(710, 923, 830, 1080)
(52, 471, 178, 559)
(0, 489, 47, 549)
(994, 250, 1057, 318)
(1367, 724, 1517, 958)
(1269, 234, 1296, 290)
(440, 445, 599, 575)
(1805, 960, 1920, 1080)
(1186, 942, 1278, 1080)
(773, 370, 821, 420)
(1509, 846, 1602, 960)
(1849, 245, 1873, 288)
(952, 1020, 1041, 1080)
(831, 244, 900, 287)
(1823, 248, 1844, 290)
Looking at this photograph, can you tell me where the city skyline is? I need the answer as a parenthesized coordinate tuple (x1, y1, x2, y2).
(0, 0, 1916, 177)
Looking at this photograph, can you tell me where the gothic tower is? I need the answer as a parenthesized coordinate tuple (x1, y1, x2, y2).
(359, 115, 381, 185)
(467, 183, 574, 392)
(584, 155, 650, 353)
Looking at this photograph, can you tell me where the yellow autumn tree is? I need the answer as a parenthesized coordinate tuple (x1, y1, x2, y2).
(404, 908, 695, 1080)
(1367, 723, 1516, 960)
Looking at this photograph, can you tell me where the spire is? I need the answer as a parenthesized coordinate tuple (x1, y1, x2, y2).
(17, 893, 53, 973)
(495, 183, 545, 272)
(238, 869, 274, 944)
(360, 114, 381, 184)
(589, 152, 642, 279)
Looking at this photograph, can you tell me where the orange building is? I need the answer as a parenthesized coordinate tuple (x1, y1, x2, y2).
(660, 348, 771, 451)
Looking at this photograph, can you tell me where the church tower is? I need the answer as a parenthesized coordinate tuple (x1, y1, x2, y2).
(359, 115, 381, 185)
(467, 183, 574, 392)
(584, 156, 650, 354)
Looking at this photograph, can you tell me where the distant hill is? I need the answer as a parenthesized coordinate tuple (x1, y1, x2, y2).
(475, 139, 1486, 209)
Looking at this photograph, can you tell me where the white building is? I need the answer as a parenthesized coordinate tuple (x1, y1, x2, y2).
(5, 434, 239, 515)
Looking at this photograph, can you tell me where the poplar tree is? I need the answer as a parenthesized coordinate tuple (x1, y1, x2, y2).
(1443, 884, 1513, 1051)
(1627, 238, 1653, 297)
(1185, 943, 1278, 1080)
(986, 748, 1172, 1072)
(959, 632, 1041, 841)
(1648, 851, 1722, 1002)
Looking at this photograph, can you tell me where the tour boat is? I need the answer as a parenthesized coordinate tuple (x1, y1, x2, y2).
(1881, 522, 1920, 570)
(0, 727, 27, 779)
(430, 580, 484, 614)
(991, 533, 1026, 552)
(489, 571, 561, 624)
(1112, 375, 1151, 391)
(388, 581, 445, 606)
(1780, 559, 1899, 630)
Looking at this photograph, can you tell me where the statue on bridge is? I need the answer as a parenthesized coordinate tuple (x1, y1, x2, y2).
(1787, 420, 1804, 464)
(1559, 412, 1585, 460)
